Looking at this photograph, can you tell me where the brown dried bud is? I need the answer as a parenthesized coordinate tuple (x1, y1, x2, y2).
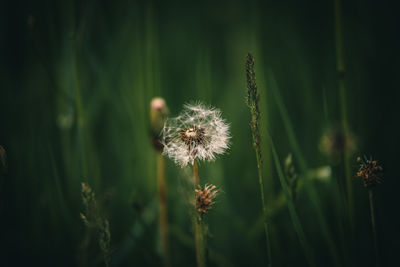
(195, 184, 219, 215)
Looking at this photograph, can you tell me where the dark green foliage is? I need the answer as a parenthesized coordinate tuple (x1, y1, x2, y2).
(1, 1, 400, 267)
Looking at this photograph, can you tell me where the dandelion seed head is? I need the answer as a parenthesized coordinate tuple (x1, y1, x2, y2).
(162, 103, 230, 167)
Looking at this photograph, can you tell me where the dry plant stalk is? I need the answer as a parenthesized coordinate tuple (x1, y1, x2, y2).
(150, 97, 170, 267)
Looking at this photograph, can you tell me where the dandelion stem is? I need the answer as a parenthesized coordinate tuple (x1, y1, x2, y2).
(157, 153, 170, 267)
(193, 160, 205, 267)
(245, 53, 272, 267)
(193, 160, 199, 188)
(194, 219, 205, 267)
(369, 188, 380, 267)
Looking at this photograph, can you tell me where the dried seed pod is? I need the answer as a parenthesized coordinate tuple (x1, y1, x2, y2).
(195, 184, 219, 215)
(355, 156, 383, 188)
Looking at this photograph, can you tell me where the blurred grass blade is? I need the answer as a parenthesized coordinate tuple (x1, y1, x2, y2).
(335, 0, 355, 234)
(267, 69, 341, 267)
(267, 133, 316, 267)
(322, 86, 330, 127)
(48, 145, 73, 224)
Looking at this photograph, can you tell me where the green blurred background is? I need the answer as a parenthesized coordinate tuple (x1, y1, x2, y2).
(1, 0, 399, 266)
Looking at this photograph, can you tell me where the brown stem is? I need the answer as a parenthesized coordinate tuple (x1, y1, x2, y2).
(157, 153, 170, 267)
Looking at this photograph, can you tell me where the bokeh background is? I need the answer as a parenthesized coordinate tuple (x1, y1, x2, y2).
(1, 0, 400, 266)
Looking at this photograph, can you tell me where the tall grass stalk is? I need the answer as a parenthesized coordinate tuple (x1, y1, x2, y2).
(369, 189, 380, 267)
(245, 53, 272, 267)
(267, 70, 341, 266)
(193, 161, 205, 267)
(157, 153, 170, 267)
(335, 0, 355, 231)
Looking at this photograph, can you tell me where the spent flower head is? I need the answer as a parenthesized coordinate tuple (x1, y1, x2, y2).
(162, 103, 230, 167)
(356, 156, 383, 188)
(320, 126, 356, 162)
(195, 184, 219, 215)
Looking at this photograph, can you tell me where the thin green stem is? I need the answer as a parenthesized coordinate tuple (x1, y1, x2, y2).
(246, 53, 272, 267)
(157, 153, 170, 267)
(253, 115, 272, 267)
(194, 219, 205, 267)
(332, 165, 349, 263)
(369, 189, 380, 267)
(193, 161, 205, 267)
(193, 160, 199, 188)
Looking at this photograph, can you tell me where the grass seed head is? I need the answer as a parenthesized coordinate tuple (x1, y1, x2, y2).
(80, 183, 111, 266)
(245, 53, 262, 164)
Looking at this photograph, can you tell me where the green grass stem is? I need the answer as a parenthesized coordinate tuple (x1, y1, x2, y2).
(193, 161, 205, 267)
(245, 53, 272, 267)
